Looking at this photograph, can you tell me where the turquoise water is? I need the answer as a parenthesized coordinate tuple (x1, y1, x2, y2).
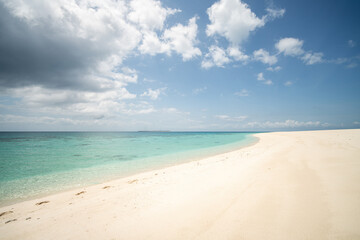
(0, 132, 257, 205)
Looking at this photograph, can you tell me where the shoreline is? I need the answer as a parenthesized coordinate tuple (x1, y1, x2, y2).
(0, 134, 259, 208)
(1, 129, 359, 239)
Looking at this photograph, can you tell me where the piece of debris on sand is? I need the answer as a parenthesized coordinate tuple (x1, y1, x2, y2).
(75, 191, 86, 196)
(35, 201, 50, 206)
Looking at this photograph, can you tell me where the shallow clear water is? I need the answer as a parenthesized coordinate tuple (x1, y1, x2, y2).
(0, 132, 257, 205)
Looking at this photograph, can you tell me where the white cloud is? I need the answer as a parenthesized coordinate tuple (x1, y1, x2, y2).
(215, 115, 247, 121)
(206, 0, 263, 45)
(235, 89, 249, 97)
(264, 8, 285, 20)
(4, 85, 143, 121)
(201, 45, 231, 69)
(141, 88, 166, 100)
(138, 31, 170, 55)
(275, 38, 304, 56)
(253, 49, 277, 65)
(138, 16, 201, 61)
(163, 17, 202, 61)
(246, 119, 328, 128)
(256, 72, 273, 85)
(257, 72, 265, 81)
(201, 45, 250, 69)
(267, 66, 281, 71)
(0, 0, 207, 130)
(227, 47, 249, 62)
(128, 0, 179, 31)
(275, 37, 324, 65)
(1, 0, 145, 93)
(301, 52, 324, 65)
(4, 0, 142, 54)
(206, 0, 284, 45)
(0, 0, 201, 104)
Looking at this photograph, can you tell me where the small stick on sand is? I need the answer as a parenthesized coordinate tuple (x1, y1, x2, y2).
(35, 201, 49, 206)
(127, 179, 138, 184)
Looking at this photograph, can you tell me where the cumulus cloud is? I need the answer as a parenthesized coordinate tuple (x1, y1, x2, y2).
(0, 0, 141, 90)
(128, 0, 180, 31)
(206, 0, 284, 45)
(203, 0, 284, 69)
(227, 47, 250, 62)
(0, 0, 200, 93)
(256, 72, 272, 85)
(0, 0, 204, 128)
(128, 0, 202, 62)
(275, 37, 324, 65)
(162, 17, 202, 61)
(275, 38, 304, 56)
(257, 73, 265, 81)
(138, 31, 171, 55)
(138, 16, 201, 61)
(201, 45, 251, 69)
(253, 49, 277, 65)
(201, 45, 231, 69)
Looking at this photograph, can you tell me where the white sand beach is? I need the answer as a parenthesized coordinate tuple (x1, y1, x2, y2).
(1, 129, 360, 240)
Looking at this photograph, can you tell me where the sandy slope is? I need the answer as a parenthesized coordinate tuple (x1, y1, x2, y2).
(1, 129, 360, 240)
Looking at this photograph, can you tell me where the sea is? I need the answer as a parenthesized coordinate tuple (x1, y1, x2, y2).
(0, 131, 257, 206)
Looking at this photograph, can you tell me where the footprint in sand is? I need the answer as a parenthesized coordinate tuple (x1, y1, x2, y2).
(5, 219, 17, 224)
(102, 186, 111, 189)
(36, 201, 49, 206)
(0, 211, 13, 217)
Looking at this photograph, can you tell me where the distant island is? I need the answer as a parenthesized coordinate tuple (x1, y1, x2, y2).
(138, 130, 171, 132)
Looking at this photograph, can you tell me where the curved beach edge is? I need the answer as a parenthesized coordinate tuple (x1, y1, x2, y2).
(1, 129, 360, 240)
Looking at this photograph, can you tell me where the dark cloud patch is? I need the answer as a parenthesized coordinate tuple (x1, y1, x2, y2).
(0, 3, 113, 91)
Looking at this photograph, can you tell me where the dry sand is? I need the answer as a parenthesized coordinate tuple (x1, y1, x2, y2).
(0, 129, 360, 240)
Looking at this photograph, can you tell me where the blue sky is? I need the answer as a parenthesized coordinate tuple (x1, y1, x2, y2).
(0, 0, 359, 131)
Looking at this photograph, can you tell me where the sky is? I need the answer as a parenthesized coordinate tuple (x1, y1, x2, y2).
(0, 0, 359, 131)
